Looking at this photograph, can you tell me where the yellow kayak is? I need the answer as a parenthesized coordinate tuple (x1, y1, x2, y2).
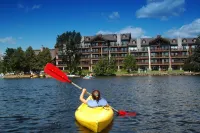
(75, 96, 114, 132)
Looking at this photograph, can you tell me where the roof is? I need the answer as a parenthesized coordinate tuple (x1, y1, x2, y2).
(83, 33, 131, 42)
(149, 35, 170, 45)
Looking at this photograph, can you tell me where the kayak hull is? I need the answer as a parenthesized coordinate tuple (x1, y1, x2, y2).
(75, 96, 114, 132)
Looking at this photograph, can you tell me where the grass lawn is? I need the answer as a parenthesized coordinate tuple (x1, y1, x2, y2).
(115, 70, 185, 75)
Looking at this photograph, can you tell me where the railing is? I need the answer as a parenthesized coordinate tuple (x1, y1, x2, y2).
(91, 51, 100, 53)
(81, 51, 90, 53)
(171, 55, 188, 58)
(150, 48, 169, 51)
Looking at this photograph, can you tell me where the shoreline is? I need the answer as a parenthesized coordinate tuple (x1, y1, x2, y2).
(116, 72, 200, 76)
(1, 72, 200, 79)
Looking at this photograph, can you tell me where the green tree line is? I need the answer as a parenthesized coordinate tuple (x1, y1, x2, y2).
(183, 35, 200, 72)
(0, 46, 52, 74)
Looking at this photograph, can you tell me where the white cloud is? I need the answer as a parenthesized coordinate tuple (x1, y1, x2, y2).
(32, 5, 41, 10)
(18, 4, 24, 8)
(97, 26, 150, 38)
(97, 30, 113, 35)
(109, 12, 120, 19)
(0, 37, 16, 44)
(165, 18, 200, 38)
(136, 0, 185, 20)
(17, 4, 41, 12)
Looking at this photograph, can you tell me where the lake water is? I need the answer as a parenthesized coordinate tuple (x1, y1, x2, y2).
(0, 76, 200, 133)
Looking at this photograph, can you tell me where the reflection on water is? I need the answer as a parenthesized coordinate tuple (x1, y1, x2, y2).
(75, 120, 113, 133)
(0, 76, 200, 132)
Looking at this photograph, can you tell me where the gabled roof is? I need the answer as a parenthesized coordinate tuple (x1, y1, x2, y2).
(90, 34, 110, 42)
(149, 35, 170, 45)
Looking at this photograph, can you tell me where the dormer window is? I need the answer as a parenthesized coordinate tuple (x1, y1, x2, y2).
(182, 39, 187, 43)
(113, 34, 117, 39)
(172, 39, 176, 43)
(132, 40, 136, 44)
(142, 40, 146, 44)
(122, 34, 126, 38)
(192, 39, 196, 42)
(86, 37, 90, 41)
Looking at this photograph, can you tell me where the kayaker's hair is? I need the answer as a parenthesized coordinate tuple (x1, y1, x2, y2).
(92, 90, 101, 102)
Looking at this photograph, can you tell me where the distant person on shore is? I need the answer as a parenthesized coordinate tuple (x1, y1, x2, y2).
(79, 88, 108, 107)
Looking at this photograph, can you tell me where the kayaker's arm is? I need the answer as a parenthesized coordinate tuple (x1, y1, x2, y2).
(80, 88, 88, 104)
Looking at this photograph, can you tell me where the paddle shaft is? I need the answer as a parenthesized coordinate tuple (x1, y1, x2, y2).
(71, 82, 119, 113)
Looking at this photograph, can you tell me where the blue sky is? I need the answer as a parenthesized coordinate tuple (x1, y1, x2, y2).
(0, 0, 200, 54)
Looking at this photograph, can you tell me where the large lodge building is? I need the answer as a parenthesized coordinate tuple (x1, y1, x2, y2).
(55, 33, 198, 71)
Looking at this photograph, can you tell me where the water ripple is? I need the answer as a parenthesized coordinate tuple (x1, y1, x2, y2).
(0, 76, 200, 132)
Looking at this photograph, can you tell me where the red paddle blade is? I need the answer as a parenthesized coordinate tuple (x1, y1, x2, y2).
(118, 110, 136, 116)
(44, 63, 71, 83)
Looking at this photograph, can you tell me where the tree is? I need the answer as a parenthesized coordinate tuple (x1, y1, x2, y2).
(24, 46, 37, 72)
(123, 54, 137, 72)
(93, 57, 117, 76)
(35, 47, 52, 70)
(10, 47, 26, 73)
(183, 35, 200, 72)
(55, 30, 82, 73)
(0, 61, 4, 73)
(3, 48, 16, 72)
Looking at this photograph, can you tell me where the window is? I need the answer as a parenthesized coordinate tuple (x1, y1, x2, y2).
(86, 37, 90, 41)
(182, 39, 187, 43)
(132, 40, 136, 44)
(172, 39, 176, 43)
(142, 40, 146, 44)
(122, 34, 126, 38)
(171, 46, 178, 50)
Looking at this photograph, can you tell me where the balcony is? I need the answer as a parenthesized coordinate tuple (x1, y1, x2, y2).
(171, 48, 188, 51)
(81, 51, 90, 54)
(150, 48, 169, 52)
(91, 44, 108, 48)
(136, 56, 149, 59)
(102, 50, 109, 53)
(151, 55, 169, 58)
(171, 61, 184, 65)
(171, 55, 188, 58)
(129, 49, 138, 52)
(91, 50, 101, 54)
(137, 49, 148, 52)
(151, 62, 169, 65)
(117, 50, 128, 53)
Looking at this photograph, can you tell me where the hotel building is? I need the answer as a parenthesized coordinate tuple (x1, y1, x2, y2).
(56, 34, 198, 71)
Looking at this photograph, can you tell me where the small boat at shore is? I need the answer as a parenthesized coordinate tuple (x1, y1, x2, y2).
(67, 74, 76, 77)
(75, 96, 114, 132)
(39, 71, 46, 78)
(83, 75, 93, 79)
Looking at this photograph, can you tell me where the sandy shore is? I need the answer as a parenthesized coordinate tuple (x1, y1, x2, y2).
(2, 72, 200, 79)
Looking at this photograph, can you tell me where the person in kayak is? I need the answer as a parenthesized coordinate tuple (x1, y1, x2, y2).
(80, 88, 108, 108)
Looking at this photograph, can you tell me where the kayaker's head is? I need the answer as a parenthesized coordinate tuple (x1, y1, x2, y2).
(92, 90, 100, 102)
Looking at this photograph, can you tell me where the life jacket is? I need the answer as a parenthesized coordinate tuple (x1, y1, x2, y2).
(87, 98, 108, 108)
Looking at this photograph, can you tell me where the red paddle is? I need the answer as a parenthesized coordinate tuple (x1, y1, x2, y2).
(44, 63, 136, 116)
